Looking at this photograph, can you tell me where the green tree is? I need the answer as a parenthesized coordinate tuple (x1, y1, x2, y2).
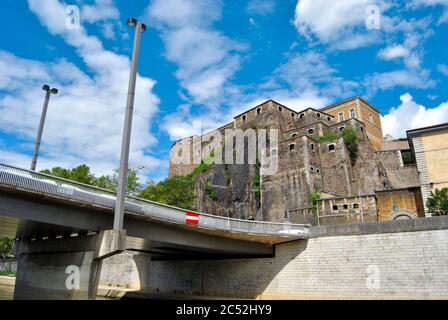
(0, 237, 14, 274)
(41, 164, 95, 185)
(427, 188, 448, 216)
(140, 175, 196, 210)
(96, 168, 142, 196)
(41, 165, 143, 195)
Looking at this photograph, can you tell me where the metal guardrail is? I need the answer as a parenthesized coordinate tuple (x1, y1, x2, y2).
(0, 163, 309, 238)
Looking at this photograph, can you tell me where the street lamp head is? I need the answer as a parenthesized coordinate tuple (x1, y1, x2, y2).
(141, 23, 147, 33)
(42, 84, 50, 91)
(50, 88, 58, 95)
(127, 17, 137, 27)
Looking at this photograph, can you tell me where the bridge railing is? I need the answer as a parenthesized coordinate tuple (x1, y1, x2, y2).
(0, 163, 309, 237)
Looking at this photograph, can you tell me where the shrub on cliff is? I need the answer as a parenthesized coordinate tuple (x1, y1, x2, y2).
(139, 160, 214, 210)
(340, 127, 359, 164)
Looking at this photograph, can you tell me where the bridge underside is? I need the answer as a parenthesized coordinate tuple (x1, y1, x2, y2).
(0, 190, 276, 260)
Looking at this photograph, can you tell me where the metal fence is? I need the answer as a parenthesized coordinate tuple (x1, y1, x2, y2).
(0, 163, 309, 238)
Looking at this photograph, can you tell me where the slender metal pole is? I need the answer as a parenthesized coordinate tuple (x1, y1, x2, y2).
(31, 90, 51, 171)
(113, 21, 143, 230)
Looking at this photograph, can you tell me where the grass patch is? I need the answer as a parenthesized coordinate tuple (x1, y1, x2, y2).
(311, 132, 340, 142)
(0, 271, 15, 277)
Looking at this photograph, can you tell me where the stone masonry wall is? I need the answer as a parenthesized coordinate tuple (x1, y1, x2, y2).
(100, 218, 448, 299)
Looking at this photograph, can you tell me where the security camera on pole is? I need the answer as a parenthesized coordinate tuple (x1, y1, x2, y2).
(113, 18, 146, 230)
(30, 84, 58, 171)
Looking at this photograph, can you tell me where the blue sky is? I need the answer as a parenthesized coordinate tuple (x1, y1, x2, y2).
(0, 0, 447, 181)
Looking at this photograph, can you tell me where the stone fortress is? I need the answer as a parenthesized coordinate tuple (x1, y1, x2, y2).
(169, 97, 427, 225)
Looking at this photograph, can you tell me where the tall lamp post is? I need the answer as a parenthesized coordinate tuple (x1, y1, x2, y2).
(30, 84, 58, 171)
(113, 18, 146, 230)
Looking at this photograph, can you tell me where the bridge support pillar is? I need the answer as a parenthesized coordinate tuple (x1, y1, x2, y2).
(13, 229, 126, 300)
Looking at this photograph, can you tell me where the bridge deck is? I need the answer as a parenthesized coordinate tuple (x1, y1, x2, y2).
(0, 163, 309, 246)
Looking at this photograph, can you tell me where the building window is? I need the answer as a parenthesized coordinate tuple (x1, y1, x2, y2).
(279, 106, 283, 112)
(369, 113, 373, 123)
(317, 113, 321, 118)
(308, 128, 314, 134)
(310, 143, 315, 151)
(360, 127, 364, 133)
(289, 144, 295, 151)
(332, 205, 338, 211)
(328, 144, 335, 151)
(291, 133, 298, 138)
(299, 113, 304, 119)
(242, 114, 247, 122)
(338, 112, 344, 122)
(316, 167, 320, 173)
(310, 166, 314, 172)
(257, 107, 261, 114)
(343, 204, 348, 210)
(353, 204, 359, 209)
(350, 109, 356, 118)
(291, 112, 295, 118)
(339, 126, 345, 132)
(327, 116, 331, 121)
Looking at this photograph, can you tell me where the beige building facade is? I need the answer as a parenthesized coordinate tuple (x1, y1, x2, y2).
(407, 123, 448, 216)
(321, 96, 383, 150)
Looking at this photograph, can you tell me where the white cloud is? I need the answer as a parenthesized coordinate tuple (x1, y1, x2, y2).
(293, 0, 390, 49)
(408, 0, 448, 24)
(146, 0, 245, 105)
(81, 0, 119, 23)
(246, 0, 275, 15)
(378, 44, 410, 60)
(0, 0, 161, 177)
(268, 52, 359, 99)
(364, 69, 435, 96)
(437, 64, 448, 75)
(146, 0, 252, 142)
(382, 92, 448, 138)
(377, 44, 422, 68)
(439, 9, 448, 23)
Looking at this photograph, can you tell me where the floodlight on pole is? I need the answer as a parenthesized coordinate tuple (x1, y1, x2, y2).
(30, 84, 58, 171)
(113, 18, 146, 231)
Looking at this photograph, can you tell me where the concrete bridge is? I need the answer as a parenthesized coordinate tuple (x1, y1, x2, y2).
(0, 163, 308, 299)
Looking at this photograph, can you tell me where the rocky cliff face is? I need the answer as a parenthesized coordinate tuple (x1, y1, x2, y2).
(195, 163, 261, 220)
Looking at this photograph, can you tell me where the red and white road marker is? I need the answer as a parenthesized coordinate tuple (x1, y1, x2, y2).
(185, 211, 199, 225)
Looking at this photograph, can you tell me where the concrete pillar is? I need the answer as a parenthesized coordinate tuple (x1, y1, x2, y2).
(13, 229, 126, 300)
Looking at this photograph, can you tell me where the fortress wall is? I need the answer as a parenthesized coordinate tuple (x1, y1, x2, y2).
(101, 217, 448, 299)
